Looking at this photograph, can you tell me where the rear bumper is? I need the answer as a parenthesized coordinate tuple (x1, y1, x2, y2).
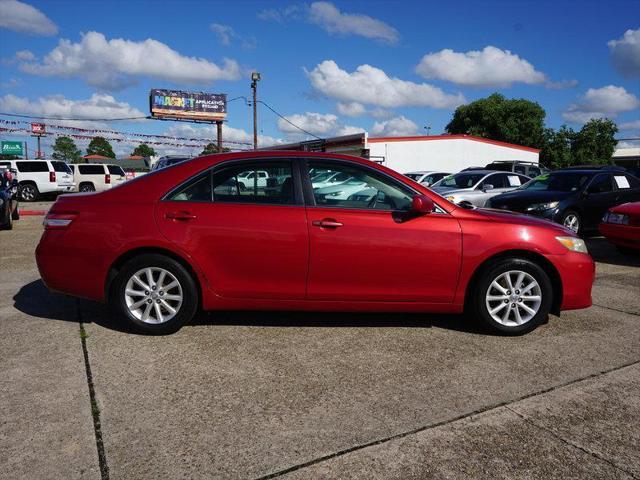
(599, 223, 640, 250)
(549, 251, 595, 310)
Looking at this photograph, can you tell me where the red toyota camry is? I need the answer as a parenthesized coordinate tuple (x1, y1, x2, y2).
(599, 201, 640, 254)
(36, 152, 594, 335)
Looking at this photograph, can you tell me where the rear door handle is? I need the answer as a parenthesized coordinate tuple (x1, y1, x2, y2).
(312, 218, 343, 228)
(166, 211, 197, 221)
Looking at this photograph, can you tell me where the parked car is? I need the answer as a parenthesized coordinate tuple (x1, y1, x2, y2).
(599, 202, 640, 254)
(430, 170, 531, 207)
(0, 167, 19, 230)
(315, 178, 368, 200)
(488, 167, 640, 235)
(235, 170, 270, 190)
(37, 151, 594, 336)
(151, 156, 192, 171)
(0, 159, 74, 201)
(404, 171, 450, 187)
(69, 163, 126, 192)
(310, 170, 352, 189)
(485, 160, 548, 177)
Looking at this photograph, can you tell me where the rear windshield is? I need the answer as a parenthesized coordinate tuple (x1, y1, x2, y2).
(51, 161, 72, 173)
(107, 165, 126, 176)
(520, 172, 591, 192)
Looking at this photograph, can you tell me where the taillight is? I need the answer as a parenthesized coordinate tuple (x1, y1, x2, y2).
(50, 171, 56, 182)
(43, 212, 77, 229)
(105, 174, 111, 184)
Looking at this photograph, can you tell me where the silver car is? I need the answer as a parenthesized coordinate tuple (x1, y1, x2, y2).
(431, 170, 531, 207)
(404, 171, 450, 187)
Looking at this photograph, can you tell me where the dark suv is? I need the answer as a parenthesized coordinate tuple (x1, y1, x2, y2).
(488, 166, 640, 235)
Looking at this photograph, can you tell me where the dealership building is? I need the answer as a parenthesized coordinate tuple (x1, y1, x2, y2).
(264, 133, 540, 174)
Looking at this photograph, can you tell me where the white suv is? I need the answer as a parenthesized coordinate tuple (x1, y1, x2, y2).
(0, 159, 75, 201)
(70, 163, 127, 192)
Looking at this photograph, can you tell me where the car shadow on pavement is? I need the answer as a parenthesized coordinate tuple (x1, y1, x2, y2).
(14, 280, 491, 336)
(585, 237, 640, 267)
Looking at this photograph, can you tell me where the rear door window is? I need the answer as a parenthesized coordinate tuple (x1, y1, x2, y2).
(212, 162, 295, 205)
(16, 161, 49, 173)
(587, 174, 614, 193)
(79, 165, 106, 175)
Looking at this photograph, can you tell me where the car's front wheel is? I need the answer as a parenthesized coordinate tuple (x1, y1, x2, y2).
(561, 210, 581, 235)
(472, 258, 552, 335)
(112, 254, 198, 334)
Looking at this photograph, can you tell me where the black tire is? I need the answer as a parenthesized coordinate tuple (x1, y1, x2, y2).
(111, 254, 198, 334)
(80, 183, 95, 192)
(560, 210, 581, 236)
(18, 183, 39, 202)
(470, 258, 553, 335)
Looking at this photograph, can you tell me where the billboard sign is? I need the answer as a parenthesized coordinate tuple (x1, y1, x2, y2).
(1, 141, 23, 156)
(31, 123, 46, 134)
(150, 89, 227, 121)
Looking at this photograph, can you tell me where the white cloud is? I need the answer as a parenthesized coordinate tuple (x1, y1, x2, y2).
(307, 60, 465, 109)
(276, 111, 363, 139)
(14, 49, 34, 61)
(308, 1, 399, 44)
(0, 0, 57, 36)
(0, 93, 145, 129)
(619, 119, 640, 130)
(562, 85, 640, 124)
(210, 23, 234, 45)
(257, 5, 301, 22)
(19, 31, 242, 91)
(336, 102, 366, 117)
(415, 46, 546, 87)
(608, 28, 640, 77)
(165, 123, 282, 148)
(371, 116, 419, 137)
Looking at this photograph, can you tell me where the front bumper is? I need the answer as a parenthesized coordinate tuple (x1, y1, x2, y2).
(599, 223, 640, 250)
(549, 251, 595, 310)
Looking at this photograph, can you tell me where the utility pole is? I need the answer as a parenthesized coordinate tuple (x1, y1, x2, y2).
(216, 121, 223, 152)
(251, 72, 261, 149)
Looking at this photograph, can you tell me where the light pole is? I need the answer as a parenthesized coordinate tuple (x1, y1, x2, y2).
(424, 125, 431, 136)
(251, 72, 261, 149)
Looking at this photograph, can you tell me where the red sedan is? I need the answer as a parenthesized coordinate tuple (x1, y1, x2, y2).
(599, 201, 640, 254)
(36, 152, 594, 335)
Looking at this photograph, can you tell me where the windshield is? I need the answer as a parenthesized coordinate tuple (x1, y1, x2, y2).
(311, 172, 335, 182)
(107, 165, 126, 176)
(520, 172, 590, 192)
(436, 173, 485, 189)
(405, 173, 422, 180)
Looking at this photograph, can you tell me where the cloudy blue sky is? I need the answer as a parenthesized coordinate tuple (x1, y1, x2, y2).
(0, 0, 638, 156)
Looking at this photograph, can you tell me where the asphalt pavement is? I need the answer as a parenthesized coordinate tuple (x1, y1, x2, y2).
(1, 207, 639, 479)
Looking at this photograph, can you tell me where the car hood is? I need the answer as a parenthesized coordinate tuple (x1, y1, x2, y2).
(609, 201, 640, 216)
(472, 207, 573, 235)
(490, 189, 573, 206)
(315, 182, 365, 194)
(431, 186, 470, 195)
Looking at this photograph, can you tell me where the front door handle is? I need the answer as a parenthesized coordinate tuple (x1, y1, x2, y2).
(166, 211, 197, 221)
(312, 218, 343, 228)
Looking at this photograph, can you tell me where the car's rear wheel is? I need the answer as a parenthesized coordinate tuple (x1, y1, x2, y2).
(19, 183, 39, 202)
(80, 183, 95, 192)
(112, 254, 198, 334)
(472, 258, 552, 335)
(561, 210, 581, 235)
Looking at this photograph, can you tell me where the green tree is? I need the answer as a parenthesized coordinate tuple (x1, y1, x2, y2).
(445, 93, 546, 149)
(540, 126, 575, 169)
(86, 136, 115, 158)
(131, 143, 156, 158)
(572, 118, 618, 165)
(200, 143, 230, 155)
(51, 136, 81, 163)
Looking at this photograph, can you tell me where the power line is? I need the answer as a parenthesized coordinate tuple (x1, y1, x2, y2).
(257, 100, 322, 140)
(0, 112, 150, 122)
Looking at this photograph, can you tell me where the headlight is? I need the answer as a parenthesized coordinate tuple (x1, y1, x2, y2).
(602, 212, 629, 225)
(526, 201, 559, 212)
(446, 195, 456, 202)
(556, 236, 588, 253)
(327, 191, 344, 197)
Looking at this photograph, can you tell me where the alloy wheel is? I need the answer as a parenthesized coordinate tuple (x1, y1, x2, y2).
(485, 270, 542, 326)
(563, 213, 580, 233)
(21, 185, 36, 201)
(124, 267, 183, 324)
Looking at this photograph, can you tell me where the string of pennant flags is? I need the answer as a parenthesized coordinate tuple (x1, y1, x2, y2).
(0, 118, 254, 147)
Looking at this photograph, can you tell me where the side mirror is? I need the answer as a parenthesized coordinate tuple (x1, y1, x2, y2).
(482, 184, 494, 192)
(411, 194, 434, 214)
